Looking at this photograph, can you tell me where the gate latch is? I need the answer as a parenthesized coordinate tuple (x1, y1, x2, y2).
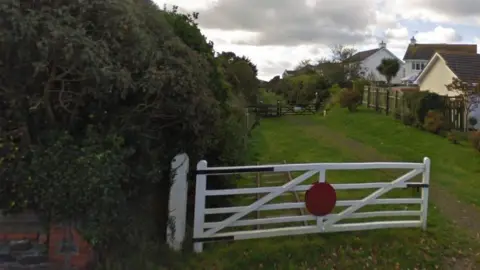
(406, 183, 429, 192)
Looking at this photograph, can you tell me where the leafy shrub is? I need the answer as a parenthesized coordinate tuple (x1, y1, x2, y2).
(447, 131, 458, 144)
(404, 91, 446, 125)
(338, 89, 362, 112)
(324, 84, 343, 111)
(423, 110, 445, 134)
(469, 131, 480, 151)
(0, 1, 251, 265)
(401, 113, 415, 126)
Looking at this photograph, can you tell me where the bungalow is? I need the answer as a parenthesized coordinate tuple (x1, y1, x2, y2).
(344, 41, 405, 84)
(414, 51, 480, 129)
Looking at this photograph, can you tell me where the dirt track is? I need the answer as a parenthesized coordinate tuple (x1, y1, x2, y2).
(285, 116, 480, 269)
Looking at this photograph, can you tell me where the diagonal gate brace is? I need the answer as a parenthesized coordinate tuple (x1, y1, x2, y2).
(202, 170, 317, 237)
(323, 169, 423, 228)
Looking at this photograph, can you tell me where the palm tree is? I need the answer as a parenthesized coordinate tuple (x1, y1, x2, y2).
(376, 58, 400, 86)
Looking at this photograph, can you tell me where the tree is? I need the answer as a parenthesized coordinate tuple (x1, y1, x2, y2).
(330, 45, 357, 63)
(376, 58, 401, 85)
(216, 51, 259, 104)
(0, 2, 253, 267)
(446, 77, 480, 131)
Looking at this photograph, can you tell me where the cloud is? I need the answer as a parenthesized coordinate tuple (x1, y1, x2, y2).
(194, 0, 378, 46)
(386, 0, 480, 24)
(158, 0, 473, 80)
(415, 26, 463, 43)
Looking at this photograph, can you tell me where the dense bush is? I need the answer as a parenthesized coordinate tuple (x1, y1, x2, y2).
(401, 112, 415, 126)
(404, 91, 446, 125)
(338, 89, 362, 112)
(352, 79, 369, 97)
(469, 131, 480, 151)
(423, 110, 446, 134)
(0, 1, 254, 266)
(447, 131, 458, 144)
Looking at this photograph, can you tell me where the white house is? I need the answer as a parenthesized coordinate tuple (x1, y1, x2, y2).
(402, 37, 477, 84)
(345, 41, 405, 84)
(414, 51, 480, 129)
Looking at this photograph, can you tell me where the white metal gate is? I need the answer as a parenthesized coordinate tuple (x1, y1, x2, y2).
(192, 157, 430, 253)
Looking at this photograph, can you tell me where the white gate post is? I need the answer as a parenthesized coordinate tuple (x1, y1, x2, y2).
(167, 153, 189, 251)
(421, 157, 431, 230)
(193, 160, 208, 253)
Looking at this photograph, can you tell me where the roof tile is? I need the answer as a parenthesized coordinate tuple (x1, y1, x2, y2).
(437, 51, 480, 84)
(403, 44, 477, 60)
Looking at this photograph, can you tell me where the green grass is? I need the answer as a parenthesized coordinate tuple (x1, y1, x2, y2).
(317, 107, 480, 207)
(259, 88, 284, 104)
(181, 110, 480, 270)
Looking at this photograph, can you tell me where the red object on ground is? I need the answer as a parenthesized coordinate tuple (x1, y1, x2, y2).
(305, 182, 337, 216)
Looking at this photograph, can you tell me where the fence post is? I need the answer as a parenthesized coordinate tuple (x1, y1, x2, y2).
(385, 89, 390, 115)
(421, 157, 430, 231)
(276, 100, 281, 116)
(375, 87, 379, 112)
(366, 86, 371, 108)
(394, 90, 398, 117)
(193, 160, 208, 253)
(167, 153, 189, 251)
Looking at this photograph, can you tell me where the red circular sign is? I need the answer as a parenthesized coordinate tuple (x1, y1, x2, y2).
(305, 182, 337, 216)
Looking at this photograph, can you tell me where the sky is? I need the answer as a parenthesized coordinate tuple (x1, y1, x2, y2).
(158, 0, 480, 81)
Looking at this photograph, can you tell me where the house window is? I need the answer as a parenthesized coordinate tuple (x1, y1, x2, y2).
(421, 63, 425, 70)
(416, 63, 420, 70)
(412, 62, 415, 70)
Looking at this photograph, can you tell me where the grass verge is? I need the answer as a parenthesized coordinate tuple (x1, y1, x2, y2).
(182, 113, 480, 270)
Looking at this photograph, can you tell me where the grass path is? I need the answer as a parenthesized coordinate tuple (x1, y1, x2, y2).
(186, 110, 480, 270)
(285, 113, 480, 268)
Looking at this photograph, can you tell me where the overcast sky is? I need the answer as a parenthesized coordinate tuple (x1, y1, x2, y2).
(158, 0, 480, 80)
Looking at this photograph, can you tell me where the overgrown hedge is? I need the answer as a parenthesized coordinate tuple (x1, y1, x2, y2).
(403, 91, 447, 126)
(0, 1, 252, 267)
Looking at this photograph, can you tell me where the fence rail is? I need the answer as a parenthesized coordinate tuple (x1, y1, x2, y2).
(363, 86, 465, 130)
(247, 102, 316, 117)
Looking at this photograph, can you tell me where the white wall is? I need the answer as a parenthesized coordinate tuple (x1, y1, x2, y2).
(417, 57, 457, 96)
(418, 57, 480, 129)
(360, 48, 405, 84)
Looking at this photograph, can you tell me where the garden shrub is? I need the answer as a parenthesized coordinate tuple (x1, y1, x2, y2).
(447, 131, 458, 144)
(404, 91, 446, 125)
(469, 131, 480, 151)
(423, 110, 445, 134)
(401, 112, 415, 126)
(338, 89, 362, 112)
(324, 84, 343, 111)
(0, 1, 253, 267)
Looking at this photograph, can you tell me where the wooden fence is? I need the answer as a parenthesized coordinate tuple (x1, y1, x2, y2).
(247, 102, 316, 117)
(363, 86, 465, 130)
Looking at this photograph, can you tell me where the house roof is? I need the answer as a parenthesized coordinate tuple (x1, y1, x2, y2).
(415, 51, 480, 84)
(438, 51, 480, 84)
(345, 48, 380, 62)
(403, 44, 477, 60)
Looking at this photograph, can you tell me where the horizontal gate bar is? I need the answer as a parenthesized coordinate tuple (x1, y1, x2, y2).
(195, 162, 425, 175)
(203, 210, 422, 229)
(204, 198, 423, 214)
(204, 182, 419, 196)
(197, 220, 422, 241)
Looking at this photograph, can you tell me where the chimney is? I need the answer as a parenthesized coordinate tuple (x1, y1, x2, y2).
(410, 36, 416, 45)
(379, 40, 386, 48)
